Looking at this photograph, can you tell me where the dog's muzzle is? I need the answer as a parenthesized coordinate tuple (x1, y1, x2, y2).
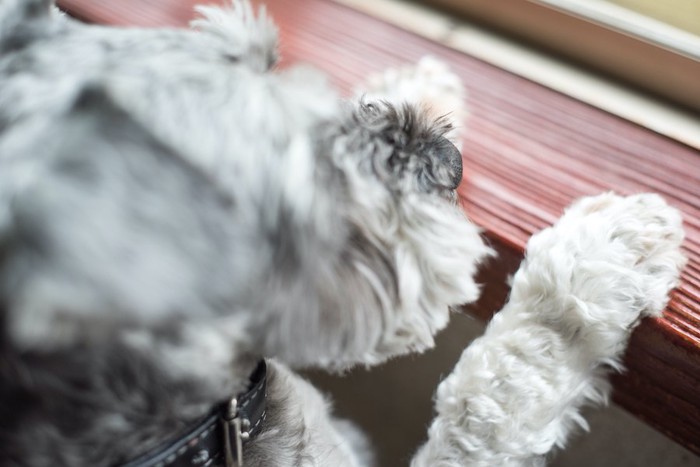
(119, 360, 267, 467)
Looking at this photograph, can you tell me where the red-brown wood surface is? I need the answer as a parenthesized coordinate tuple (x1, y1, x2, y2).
(57, 0, 700, 455)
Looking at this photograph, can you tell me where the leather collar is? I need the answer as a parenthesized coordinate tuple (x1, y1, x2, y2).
(120, 360, 267, 467)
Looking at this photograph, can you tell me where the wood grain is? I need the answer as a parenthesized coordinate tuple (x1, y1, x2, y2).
(56, 0, 700, 455)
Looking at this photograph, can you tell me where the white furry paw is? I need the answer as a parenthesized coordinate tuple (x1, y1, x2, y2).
(356, 56, 466, 147)
(567, 192, 685, 317)
(515, 193, 686, 342)
(413, 193, 685, 466)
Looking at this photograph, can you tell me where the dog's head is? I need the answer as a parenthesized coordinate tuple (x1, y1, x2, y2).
(0, 0, 491, 377)
(0, 93, 490, 375)
(250, 97, 492, 370)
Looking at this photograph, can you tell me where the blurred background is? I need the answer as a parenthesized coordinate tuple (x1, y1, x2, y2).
(608, 0, 700, 34)
(416, 0, 700, 112)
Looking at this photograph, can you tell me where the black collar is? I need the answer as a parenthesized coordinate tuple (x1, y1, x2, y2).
(120, 360, 267, 467)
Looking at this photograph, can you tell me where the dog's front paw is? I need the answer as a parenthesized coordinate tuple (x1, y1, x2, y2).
(415, 193, 685, 466)
(566, 192, 686, 317)
(514, 192, 685, 345)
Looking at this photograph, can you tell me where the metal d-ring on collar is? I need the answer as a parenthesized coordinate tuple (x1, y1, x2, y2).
(120, 360, 268, 467)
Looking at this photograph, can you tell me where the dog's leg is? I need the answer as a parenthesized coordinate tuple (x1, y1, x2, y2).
(411, 193, 685, 467)
(246, 360, 373, 467)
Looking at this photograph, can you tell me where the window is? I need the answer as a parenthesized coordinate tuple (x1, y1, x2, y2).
(608, 0, 700, 36)
(420, 0, 700, 112)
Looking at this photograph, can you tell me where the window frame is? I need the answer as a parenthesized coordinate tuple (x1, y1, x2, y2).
(418, 0, 700, 113)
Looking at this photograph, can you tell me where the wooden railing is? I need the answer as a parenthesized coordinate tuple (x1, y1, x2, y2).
(56, 0, 700, 455)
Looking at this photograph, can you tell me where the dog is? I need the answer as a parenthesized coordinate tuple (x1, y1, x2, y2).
(0, 1, 686, 466)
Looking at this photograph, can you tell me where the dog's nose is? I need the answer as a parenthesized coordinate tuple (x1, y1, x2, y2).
(437, 137, 463, 189)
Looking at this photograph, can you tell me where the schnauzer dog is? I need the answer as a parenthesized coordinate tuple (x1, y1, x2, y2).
(0, 1, 686, 466)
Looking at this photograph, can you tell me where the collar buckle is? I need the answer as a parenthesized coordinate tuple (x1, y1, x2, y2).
(118, 360, 267, 467)
(222, 397, 250, 467)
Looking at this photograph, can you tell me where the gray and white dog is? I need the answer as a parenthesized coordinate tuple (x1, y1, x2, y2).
(0, 1, 686, 466)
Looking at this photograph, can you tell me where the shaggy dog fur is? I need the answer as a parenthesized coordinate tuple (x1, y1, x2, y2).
(0, 1, 686, 466)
